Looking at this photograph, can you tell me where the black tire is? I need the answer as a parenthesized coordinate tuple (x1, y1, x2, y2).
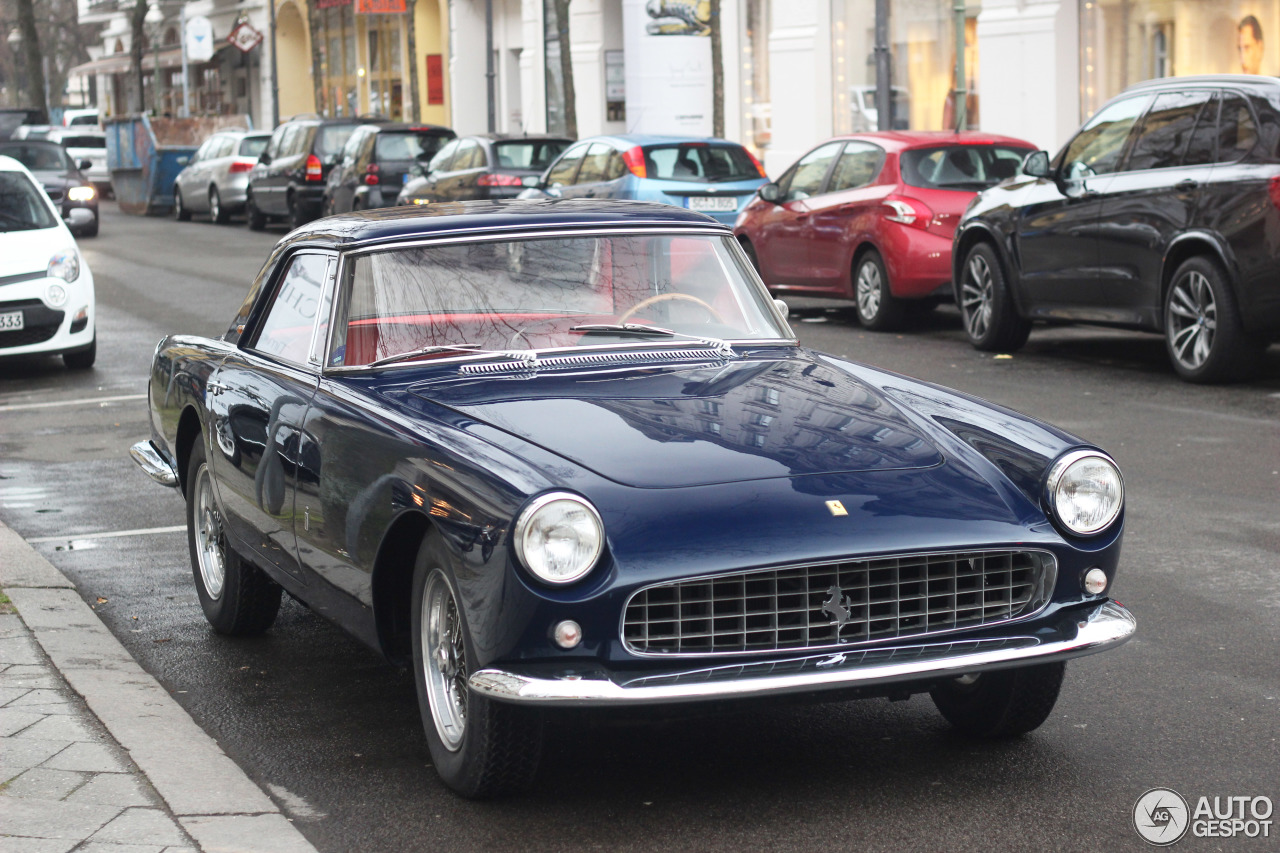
(209, 187, 229, 224)
(287, 194, 306, 231)
(246, 191, 267, 231)
(63, 335, 96, 370)
(958, 242, 1031, 352)
(78, 219, 99, 238)
(931, 662, 1065, 738)
(1163, 255, 1263, 384)
(411, 532, 542, 798)
(185, 440, 282, 636)
(174, 188, 191, 222)
(739, 238, 761, 274)
(853, 249, 907, 331)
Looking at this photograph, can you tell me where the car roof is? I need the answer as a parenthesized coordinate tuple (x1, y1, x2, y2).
(0, 138, 64, 152)
(572, 134, 747, 149)
(280, 198, 730, 250)
(1119, 74, 1280, 93)
(830, 130, 1038, 150)
(467, 133, 573, 142)
(367, 123, 454, 134)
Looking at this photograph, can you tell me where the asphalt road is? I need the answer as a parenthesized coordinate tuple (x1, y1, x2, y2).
(2, 204, 1278, 852)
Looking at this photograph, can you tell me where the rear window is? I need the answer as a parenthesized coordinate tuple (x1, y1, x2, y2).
(900, 145, 1033, 190)
(0, 171, 59, 232)
(316, 125, 359, 159)
(61, 136, 105, 149)
(239, 136, 269, 158)
(642, 143, 762, 183)
(68, 115, 98, 126)
(493, 139, 571, 169)
(375, 131, 451, 161)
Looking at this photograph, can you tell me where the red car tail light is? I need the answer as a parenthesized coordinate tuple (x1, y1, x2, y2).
(745, 148, 768, 179)
(364, 163, 380, 186)
(477, 173, 524, 187)
(1268, 176, 1280, 212)
(305, 154, 323, 181)
(622, 146, 647, 179)
(228, 159, 255, 174)
(883, 195, 934, 228)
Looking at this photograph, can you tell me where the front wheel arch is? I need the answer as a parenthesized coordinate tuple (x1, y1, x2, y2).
(175, 406, 203, 497)
(371, 510, 435, 664)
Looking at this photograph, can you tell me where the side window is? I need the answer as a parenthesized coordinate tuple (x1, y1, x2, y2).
(295, 126, 317, 157)
(546, 144, 587, 186)
(453, 140, 480, 170)
(1182, 94, 1219, 166)
(472, 143, 489, 169)
(249, 253, 330, 366)
(1125, 91, 1212, 172)
(267, 127, 287, 158)
(781, 142, 842, 201)
(604, 150, 627, 181)
(429, 139, 459, 173)
(217, 136, 237, 158)
(1218, 94, 1259, 162)
(192, 139, 214, 162)
(1061, 96, 1150, 178)
(827, 142, 885, 192)
(575, 143, 614, 184)
(341, 129, 365, 164)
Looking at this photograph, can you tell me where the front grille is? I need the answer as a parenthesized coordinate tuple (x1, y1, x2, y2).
(0, 299, 63, 349)
(44, 189, 64, 202)
(623, 550, 1055, 656)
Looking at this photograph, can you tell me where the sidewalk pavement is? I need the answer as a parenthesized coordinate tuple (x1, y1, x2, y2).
(0, 521, 320, 853)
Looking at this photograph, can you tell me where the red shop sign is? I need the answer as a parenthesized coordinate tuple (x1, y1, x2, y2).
(355, 0, 406, 13)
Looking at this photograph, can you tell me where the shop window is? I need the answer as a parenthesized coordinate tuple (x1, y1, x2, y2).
(1149, 24, 1173, 78)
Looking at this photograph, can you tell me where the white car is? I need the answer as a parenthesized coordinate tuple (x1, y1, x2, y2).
(0, 155, 96, 369)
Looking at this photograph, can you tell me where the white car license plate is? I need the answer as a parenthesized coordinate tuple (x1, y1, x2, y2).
(0, 311, 24, 331)
(688, 196, 737, 212)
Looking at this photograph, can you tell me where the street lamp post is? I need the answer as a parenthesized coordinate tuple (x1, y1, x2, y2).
(146, 4, 165, 115)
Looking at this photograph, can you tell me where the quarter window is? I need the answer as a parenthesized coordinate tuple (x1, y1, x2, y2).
(1218, 95, 1258, 162)
(1125, 91, 1212, 172)
(1061, 96, 1149, 179)
(1182, 94, 1219, 167)
(250, 254, 332, 366)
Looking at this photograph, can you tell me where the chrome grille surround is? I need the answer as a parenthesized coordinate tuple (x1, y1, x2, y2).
(622, 549, 1057, 657)
(459, 347, 727, 375)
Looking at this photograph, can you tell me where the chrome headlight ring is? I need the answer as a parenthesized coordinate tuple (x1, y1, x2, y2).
(513, 492, 605, 585)
(1044, 449, 1124, 536)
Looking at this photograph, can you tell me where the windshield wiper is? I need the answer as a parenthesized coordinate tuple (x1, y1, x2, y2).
(570, 323, 737, 358)
(367, 343, 488, 368)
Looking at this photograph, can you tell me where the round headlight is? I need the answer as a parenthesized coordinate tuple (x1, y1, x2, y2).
(45, 282, 68, 307)
(47, 249, 80, 283)
(1046, 450, 1124, 535)
(514, 492, 604, 585)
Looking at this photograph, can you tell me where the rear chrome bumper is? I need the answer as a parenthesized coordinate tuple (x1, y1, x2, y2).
(469, 599, 1135, 707)
(130, 440, 179, 488)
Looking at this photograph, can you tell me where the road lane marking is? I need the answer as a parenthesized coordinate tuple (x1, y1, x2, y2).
(28, 525, 185, 544)
(0, 394, 147, 412)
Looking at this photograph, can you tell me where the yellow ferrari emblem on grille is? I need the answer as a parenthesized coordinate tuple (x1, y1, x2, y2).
(825, 500, 848, 517)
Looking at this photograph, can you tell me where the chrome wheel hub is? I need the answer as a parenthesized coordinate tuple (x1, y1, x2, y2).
(422, 570, 468, 751)
(960, 254, 994, 340)
(1167, 271, 1216, 370)
(856, 261, 882, 320)
(194, 465, 225, 599)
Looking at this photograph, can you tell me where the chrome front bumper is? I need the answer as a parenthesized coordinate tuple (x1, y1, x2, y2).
(469, 600, 1135, 707)
(130, 440, 180, 488)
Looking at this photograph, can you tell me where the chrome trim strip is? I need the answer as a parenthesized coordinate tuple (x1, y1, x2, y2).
(619, 548, 1058, 658)
(343, 222, 733, 252)
(129, 440, 179, 488)
(468, 600, 1135, 707)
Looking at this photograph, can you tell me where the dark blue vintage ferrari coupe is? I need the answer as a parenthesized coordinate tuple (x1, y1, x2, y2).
(130, 199, 1135, 797)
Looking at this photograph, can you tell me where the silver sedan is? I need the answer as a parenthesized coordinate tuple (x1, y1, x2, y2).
(174, 131, 271, 224)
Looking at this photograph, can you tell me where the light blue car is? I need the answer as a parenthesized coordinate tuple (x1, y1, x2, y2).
(517, 134, 768, 225)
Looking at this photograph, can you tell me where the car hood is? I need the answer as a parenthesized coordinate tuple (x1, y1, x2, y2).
(0, 223, 74, 275)
(413, 351, 945, 488)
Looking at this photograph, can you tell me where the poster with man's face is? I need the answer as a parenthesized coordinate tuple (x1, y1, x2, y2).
(1238, 14, 1265, 74)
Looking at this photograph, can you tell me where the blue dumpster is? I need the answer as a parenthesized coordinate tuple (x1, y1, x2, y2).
(105, 114, 252, 215)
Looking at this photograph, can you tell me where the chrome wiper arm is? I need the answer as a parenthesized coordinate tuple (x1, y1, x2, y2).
(570, 323, 675, 336)
(367, 343, 486, 368)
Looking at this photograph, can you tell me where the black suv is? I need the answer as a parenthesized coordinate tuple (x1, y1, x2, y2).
(953, 75, 1280, 383)
(323, 123, 454, 214)
(246, 115, 384, 230)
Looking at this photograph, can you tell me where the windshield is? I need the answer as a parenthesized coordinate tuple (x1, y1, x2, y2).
(643, 144, 762, 183)
(900, 145, 1033, 191)
(493, 139, 570, 169)
(61, 136, 105, 149)
(375, 131, 451, 161)
(0, 143, 72, 173)
(329, 234, 791, 368)
(0, 172, 59, 232)
(240, 136, 269, 158)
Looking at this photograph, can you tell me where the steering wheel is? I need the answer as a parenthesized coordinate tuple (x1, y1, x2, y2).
(617, 293, 725, 325)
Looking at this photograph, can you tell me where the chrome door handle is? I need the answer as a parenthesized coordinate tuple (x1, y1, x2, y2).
(207, 381, 229, 396)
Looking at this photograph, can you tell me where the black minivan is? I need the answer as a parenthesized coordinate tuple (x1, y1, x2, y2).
(323, 123, 454, 214)
(954, 75, 1280, 383)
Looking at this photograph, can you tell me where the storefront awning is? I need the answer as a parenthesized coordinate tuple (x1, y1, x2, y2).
(69, 42, 232, 77)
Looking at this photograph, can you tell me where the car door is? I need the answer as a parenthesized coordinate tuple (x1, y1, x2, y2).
(805, 141, 888, 291)
(252, 124, 292, 215)
(436, 139, 482, 202)
(1092, 90, 1217, 326)
(560, 142, 614, 199)
(753, 141, 843, 287)
(1014, 94, 1150, 314)
(180, 138, 214, 211)
(206, 251, 336, 583)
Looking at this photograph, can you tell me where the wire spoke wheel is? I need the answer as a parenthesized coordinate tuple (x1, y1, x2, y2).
(961, 253, 994, 340)
(193, 464, 226, 600)
(1166, 270, 1217, 371)
(422, 570, 468, 751)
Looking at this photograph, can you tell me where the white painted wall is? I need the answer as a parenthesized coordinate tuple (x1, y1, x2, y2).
(976, 0, 1081, 155)
(764, 0, 831, 176)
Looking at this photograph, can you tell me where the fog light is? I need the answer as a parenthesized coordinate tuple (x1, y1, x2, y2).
(1083, 568, 1108, 595)
(553, 620, 582, 649)
(45, 282, 68, 307)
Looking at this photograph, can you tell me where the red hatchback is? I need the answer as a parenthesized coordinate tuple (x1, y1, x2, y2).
(735, 132, 1036, 329)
